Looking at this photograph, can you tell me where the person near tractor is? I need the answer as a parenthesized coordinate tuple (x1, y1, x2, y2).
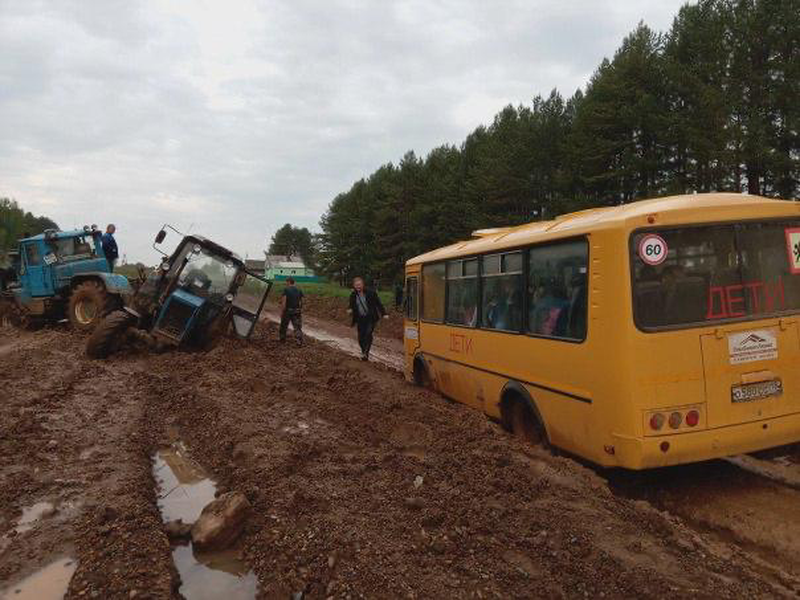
(101, 224, 119, 271)
(279, 277, 304, 345)
(348, 276, 387, 361)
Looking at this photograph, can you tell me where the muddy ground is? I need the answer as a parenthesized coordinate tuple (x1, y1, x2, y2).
(280, 295, 405, 341)
(2, 321, 800, 599)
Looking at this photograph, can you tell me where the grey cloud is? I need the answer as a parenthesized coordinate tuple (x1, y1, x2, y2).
(0, 0, 685, 263)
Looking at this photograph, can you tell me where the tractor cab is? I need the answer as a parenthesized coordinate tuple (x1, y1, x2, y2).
(1, 227, 130, 330)
(105, 227, 271, 354)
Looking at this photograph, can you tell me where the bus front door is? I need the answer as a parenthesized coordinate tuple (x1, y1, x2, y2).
(403, 273, 420, 378)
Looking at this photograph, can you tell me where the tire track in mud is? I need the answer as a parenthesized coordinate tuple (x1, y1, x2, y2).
(130, 323, 797, 598)
(0, 328, 176, 599)
(607, 450, 800, 588)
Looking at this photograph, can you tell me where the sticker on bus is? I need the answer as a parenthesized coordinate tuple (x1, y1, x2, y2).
(727, 329, 778, 365)
(638, 234, 668, 266)
(405, 327, 418, 340)
(784, 227, 800, 274)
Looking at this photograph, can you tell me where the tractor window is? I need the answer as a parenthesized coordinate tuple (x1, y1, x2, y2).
(50, 236, 93, 260)
(24, 244, 41, 267)
(179, 248, 238, 298)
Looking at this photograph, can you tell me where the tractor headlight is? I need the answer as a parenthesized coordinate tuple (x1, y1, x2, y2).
(225, 293, 234, 302)
(161, 262, 170, 271)
(193, 244, 201, 254)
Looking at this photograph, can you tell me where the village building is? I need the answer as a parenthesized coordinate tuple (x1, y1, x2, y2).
(263, 254, 319, 282)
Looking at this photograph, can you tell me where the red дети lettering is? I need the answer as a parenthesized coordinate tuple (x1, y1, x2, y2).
(706, 278, 785, 321)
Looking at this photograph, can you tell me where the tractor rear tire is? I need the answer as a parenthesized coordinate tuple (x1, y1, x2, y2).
(86, 310, 135, 359)
(68, 281, 115, 332)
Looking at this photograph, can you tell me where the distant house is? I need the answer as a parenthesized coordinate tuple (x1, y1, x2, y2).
(244, 259, 266, 277)
(263, 254, 319, 282)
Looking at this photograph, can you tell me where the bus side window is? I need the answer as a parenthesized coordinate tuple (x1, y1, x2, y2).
(528, 240, 589, 340)
(481, 252, 523, 331)
(422, 263, 445, 322)
(405, 277, 418, 320)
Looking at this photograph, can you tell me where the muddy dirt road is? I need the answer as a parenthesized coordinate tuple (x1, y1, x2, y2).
(2, 322, 800, 598)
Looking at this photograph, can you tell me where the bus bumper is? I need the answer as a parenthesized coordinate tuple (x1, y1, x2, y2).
(612, 411, 800, 469)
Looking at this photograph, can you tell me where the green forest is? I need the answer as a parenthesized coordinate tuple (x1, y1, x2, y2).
(318, 0, 800, 286)
(0, 198, 58, 263)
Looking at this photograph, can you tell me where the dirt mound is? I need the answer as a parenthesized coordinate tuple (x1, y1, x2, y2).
(298, 295, 404, 341)
(1, 324, 799, 598)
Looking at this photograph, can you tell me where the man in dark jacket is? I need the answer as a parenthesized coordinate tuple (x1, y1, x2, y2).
(348, 276, 387, 361)
(101, 224, 118, 271)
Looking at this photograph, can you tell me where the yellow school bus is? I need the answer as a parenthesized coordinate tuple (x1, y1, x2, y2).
(403, 193, 800, 469)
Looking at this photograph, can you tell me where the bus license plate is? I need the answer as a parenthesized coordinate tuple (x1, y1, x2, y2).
(731, 379, 782, 403)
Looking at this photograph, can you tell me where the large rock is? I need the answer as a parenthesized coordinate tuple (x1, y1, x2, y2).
(191, 491, 251, 550)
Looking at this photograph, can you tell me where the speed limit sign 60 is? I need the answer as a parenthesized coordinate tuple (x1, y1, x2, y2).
(638, 234, 668, 266)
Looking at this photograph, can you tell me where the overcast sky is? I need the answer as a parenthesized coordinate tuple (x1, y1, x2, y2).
(1, 0, 687, 264)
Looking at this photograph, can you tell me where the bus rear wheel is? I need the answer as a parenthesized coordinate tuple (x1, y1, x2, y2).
(506, 399, 546, 447)
(413, 357, 433, 389)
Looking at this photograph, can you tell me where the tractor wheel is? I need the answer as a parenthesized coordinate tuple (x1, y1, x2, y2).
(68, 281, 115, 332)
(86, 310, 135, 359)
(0, 299, 14, 329)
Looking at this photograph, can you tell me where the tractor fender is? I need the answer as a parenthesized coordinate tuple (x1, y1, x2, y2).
(71, 272, 132, 295)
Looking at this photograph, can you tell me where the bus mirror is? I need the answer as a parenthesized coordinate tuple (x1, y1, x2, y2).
(155, 230, 167, 244)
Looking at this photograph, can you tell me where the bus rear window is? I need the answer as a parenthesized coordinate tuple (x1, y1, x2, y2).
(632, 221, 800, 329)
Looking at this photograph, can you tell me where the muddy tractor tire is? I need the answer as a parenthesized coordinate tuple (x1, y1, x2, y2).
(0, 299, 15, 329)
(86, 310, 135, 359)
(68, 280, 116, 332)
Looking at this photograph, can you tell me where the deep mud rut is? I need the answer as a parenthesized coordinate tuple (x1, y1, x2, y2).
(2, 322, 800, 598)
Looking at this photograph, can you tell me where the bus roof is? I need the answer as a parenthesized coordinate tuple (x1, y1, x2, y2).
(406, 193, 799, 265)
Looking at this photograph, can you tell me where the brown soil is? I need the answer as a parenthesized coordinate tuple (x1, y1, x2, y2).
(291, 295, 405, 341)
(2, 322, 800, 598)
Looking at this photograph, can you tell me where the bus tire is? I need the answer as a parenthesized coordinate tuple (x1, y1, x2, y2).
(502, 390, 548, 448)
(413, 356, 433, 389)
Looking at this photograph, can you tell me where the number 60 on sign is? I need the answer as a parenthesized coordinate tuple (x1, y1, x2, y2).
(638, 234, 668, 266)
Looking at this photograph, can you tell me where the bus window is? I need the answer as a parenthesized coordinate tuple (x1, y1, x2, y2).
(632, 221, 800, 329)
(422, 263, 445, 322)
(528, 240, 588, 340)
(405, 277, 418, 320)
(446, 259, 478, 326)
(481, 251, 522, 331)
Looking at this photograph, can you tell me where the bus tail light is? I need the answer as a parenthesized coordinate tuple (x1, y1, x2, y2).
(649, 413, 665, 431)
(644, 405, 704, 436)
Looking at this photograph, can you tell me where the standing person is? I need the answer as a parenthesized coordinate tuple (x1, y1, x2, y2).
(348, 276, 387, 361)
(101, 224, 118, 272)
(394, 282, 404, 310)
(279, 277, 304, 345)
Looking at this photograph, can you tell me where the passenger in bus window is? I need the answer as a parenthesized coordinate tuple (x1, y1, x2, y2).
(531, 277, 568, 336)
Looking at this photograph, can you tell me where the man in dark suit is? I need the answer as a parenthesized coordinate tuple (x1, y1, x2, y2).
(348, 276, 387, 361)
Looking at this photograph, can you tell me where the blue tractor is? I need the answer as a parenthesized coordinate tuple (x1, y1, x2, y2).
(0, 227, 131, 330)
(86, 226, 272, 358)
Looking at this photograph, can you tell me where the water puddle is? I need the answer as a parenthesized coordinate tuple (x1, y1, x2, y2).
(153, 442, 258, 599)
(16, 501, 56, 533)
(1, 557, 77, 600)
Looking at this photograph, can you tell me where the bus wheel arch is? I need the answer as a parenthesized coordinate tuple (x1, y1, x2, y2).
(500, 382, 549, 447)
(413, 354, 433, 389)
